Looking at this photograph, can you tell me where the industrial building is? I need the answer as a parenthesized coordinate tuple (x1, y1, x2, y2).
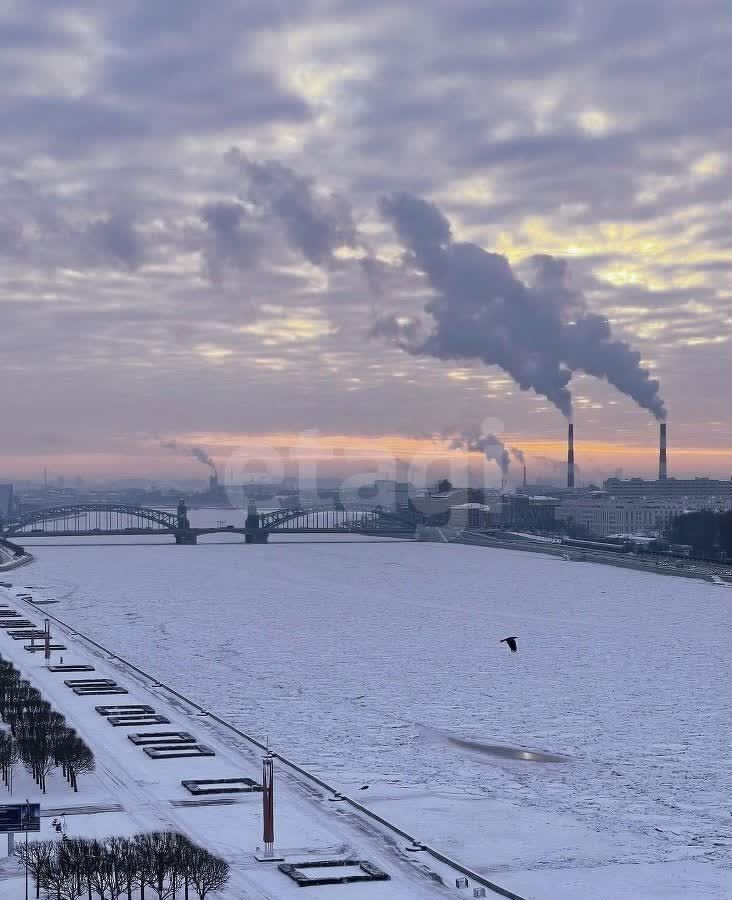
(556, 496, 687, 537)
(447, 502, 493, 529)
(499, 494, 560, 530)
(603, 477, 732, 505)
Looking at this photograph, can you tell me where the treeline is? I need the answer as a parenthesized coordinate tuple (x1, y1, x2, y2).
(17, 832, 230, 900)
(669, 510, 732, 556)
(0, 656, 94, 793)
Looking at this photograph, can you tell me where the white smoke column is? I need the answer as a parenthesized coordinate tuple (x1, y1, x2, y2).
(449, 430, 511, 476)
(377, 192, 666, 421)
(161, 440, 217, 475)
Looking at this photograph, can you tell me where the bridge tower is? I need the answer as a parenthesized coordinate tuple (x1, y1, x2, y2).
(175, 499, 197, 545)
(245, 501, 268, 543)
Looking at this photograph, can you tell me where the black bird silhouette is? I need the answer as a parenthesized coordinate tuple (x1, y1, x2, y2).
(500, 636, 518, 653)
(359, 785, 369, 790)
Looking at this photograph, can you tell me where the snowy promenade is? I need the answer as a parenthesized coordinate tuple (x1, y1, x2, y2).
(0, 587, 528, 900)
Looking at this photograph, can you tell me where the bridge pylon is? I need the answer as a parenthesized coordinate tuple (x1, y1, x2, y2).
(244, 501, 269, 543)
(174, 498, 198, 544)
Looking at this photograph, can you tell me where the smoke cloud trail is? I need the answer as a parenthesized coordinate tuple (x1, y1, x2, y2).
(377, 193, 666, 421)
(160, 440, 217, 473)
(226, 151, 358, 267)
(448, 429, 524, 477)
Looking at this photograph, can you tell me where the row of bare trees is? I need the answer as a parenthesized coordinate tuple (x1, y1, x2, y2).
(16, 833, 230, 900)
(0, 656, 95, 792)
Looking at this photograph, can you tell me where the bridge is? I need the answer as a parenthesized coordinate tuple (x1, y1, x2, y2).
(0, 501, 417, 544)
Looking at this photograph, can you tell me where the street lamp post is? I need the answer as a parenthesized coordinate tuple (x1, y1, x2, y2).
(24, 799, 29, 900)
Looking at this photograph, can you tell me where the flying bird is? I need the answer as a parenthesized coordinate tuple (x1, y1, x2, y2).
(500, 636, 518, 653)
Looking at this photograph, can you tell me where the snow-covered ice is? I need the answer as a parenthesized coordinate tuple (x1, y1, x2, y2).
(7, 529, 731, 899)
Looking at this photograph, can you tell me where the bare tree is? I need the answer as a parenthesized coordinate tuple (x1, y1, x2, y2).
(113, 836, 144, 900)
(0, 728, 19, 786)
(43, 840, 85, 900)
(188, 849, 230, 900)
(57, 731, 95, 791)
(15, 840, 55, 900)
(89, 840, 131, 900)
(100, 838, 135, 900)
(1, 658, 94, 796)
(171, 834, 196, 900)
(140, 832, 176, 900)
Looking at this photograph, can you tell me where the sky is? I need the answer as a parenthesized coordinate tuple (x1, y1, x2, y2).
(1, 0, 730, 485)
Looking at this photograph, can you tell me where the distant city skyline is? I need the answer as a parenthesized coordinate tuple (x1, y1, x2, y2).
(3, 430, 730, 485)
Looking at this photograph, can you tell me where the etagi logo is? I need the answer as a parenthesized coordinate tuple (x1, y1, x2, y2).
(219, 418, 512, 530)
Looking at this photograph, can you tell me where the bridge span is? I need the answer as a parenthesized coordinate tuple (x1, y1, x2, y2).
(0, 500, 417, 545)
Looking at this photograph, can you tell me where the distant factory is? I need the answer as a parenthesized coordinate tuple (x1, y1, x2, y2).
(602, 476, 732, 502)
(555, 421, 732, 537)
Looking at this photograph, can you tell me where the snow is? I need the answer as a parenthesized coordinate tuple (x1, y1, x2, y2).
(1, 594, 473, 899)
(2, 529, 730, 899)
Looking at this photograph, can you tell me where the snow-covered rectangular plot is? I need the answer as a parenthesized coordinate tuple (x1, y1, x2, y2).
(72, 685, 129, 695)
(47, 664, 96, 672)
(278, 859, 390, 886)
(64, 678, 117, 687)
(292, 864, 366, 881)
(128, 730, 197, 746)
(95, 703, 154, 715)
(24, 643, 65, 651)
(181, 777, 262, 794)
(143, 744, 215, 759)
(107, 714, 170, 726)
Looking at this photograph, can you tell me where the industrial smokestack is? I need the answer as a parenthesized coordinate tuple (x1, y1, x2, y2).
(659, 422, 667, 481)
(567, 423, 575, 488)
(523, 465, 527, 488)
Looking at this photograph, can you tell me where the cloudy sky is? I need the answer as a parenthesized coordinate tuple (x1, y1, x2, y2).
(1, 0, 730, 484)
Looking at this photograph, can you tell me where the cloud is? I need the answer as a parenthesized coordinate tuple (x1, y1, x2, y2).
(0, 0, 729, 475)
(87, 214, 144, 269)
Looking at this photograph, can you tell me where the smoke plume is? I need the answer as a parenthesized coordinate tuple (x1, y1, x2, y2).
(448, 429, 525, 477)
(161, 440, 217, 474)
(377, 193, 666, 420)
(226, 151, 358, 267)
(200, 201, 261, 280)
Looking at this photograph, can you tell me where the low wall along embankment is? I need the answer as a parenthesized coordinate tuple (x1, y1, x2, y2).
(0, 536, 33, 570)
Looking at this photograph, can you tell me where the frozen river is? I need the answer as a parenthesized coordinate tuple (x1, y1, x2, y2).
(10, 527, 731, 899)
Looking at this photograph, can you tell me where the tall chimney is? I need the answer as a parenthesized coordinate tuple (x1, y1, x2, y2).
(567, 423, 575, 488)
(523, 465, 527, 488)
(659, 422, 667, 481)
